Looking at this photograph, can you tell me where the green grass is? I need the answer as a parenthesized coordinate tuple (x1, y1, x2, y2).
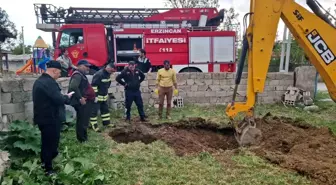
(253, 91, 336, 134)
(42, 129, 311, 185)
(110, 103, 229, 125)
(2, 92, 335, 185)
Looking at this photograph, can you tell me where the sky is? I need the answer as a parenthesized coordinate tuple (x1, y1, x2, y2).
(1, 0, 335, 46)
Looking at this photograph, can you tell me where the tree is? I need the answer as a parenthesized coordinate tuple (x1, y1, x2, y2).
(11, 45, 32, 55)
(237, 35, 307, 72)
(164, 0, 219, 8)
(289, 38, 306, 65)
(164, 0, 239, 32)
(0, 7, 18, 73)
(10, 30, 33, 55)
(0, 8, 17, 49)
(222, 8, 239, 30)
(326, 7, 336, 26)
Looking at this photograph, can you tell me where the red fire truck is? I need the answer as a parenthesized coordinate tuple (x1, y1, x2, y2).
(34, 4, 238, 73)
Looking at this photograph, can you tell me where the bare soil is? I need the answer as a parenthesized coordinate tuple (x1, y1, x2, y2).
(109, 118, 238, 156)
(109, 115, 336, 185)
(252, 113, 336, 185)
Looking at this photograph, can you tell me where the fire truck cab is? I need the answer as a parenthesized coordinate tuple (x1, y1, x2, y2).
(34, 4, 238, 73)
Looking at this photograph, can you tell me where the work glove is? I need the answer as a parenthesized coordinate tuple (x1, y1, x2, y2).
(154, 89, 159, 95)
(94, 97, 98, 103)
(174, 89, 178, 96)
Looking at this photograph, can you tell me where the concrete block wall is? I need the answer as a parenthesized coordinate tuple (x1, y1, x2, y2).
(294, 66, 317, 98)
(121, 72, 294, 106)
(0, 71, 299, 126)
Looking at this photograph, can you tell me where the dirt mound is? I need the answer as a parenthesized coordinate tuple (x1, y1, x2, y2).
(109, 116, 336, 185)
(109, 118, 238, 156)
(252, 113, 336, 185)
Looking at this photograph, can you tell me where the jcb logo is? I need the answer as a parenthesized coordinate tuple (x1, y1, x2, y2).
(306, 29, 335, 65)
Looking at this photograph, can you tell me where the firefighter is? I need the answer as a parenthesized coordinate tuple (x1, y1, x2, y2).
(68, 60, 96, 143)
(136, 49, 152, 73)
(90, 63, 116, 131)
(116, 61, 147, 122)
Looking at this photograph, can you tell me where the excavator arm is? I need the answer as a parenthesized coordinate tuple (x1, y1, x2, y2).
(226, 0, 336, 146)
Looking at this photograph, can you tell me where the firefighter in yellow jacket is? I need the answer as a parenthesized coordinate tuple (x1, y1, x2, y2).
(90, 63, 116, 131)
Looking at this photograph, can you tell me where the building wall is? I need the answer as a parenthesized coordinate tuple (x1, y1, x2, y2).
(6, 61, 25, 72)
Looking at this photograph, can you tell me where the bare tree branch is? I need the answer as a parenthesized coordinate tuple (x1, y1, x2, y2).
(164, 0, 219, 8)
(164, 0, 239, 31)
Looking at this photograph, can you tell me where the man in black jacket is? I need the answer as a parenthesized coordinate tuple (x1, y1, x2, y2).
(116, 61, 147, 122)
(33, 60, 73, 175)
(136, 49, 152, 73)
(90, 63, 116, 131)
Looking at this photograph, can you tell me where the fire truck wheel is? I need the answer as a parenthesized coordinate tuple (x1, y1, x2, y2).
(179, 67, 202, 73)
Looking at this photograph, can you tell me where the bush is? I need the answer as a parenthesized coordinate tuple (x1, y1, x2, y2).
(0, 120, 106, 185)
(0, 120, 41, 156)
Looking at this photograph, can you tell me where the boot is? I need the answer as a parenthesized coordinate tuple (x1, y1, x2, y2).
(105, 123, 115, 128)
(45, 170, 56, 176)
(91, 123, 100, 132)
(140, 116, 147, 122)
(166, 106, 172, 120)
(158, 104, 163, 120)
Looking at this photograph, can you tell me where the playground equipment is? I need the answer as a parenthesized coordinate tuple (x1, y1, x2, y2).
(16, 36, 50, 75)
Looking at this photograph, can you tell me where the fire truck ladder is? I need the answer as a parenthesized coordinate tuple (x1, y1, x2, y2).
(34, 4, 224, 32)
(34, 4, 172, 31)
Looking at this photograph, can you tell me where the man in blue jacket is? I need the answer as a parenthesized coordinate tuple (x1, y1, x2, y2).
(116, 61, 147, 122)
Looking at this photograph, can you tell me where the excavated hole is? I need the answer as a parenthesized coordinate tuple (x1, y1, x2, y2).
(110, 129, 157, 144)
(109, 118, 239, 156)
(109, 115, 336, 185)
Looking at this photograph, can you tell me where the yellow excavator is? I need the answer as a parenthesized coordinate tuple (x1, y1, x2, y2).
(226, 0, 336, 146)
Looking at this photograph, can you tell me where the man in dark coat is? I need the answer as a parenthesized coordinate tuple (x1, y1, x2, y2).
(68, 60, 96, 142)
(32, 60, 73, 175)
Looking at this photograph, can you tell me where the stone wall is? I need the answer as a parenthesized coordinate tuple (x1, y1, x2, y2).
(0, 71, 299, 127)
(0, 77, 36, 130)
(294, 66, 317, 98)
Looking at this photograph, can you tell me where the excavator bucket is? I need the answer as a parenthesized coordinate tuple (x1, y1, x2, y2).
(232, 117, 262, 147)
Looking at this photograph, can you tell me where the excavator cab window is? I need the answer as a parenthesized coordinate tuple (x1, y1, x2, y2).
(60, 28, 84, 48)
(307, 0, 336, 28)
